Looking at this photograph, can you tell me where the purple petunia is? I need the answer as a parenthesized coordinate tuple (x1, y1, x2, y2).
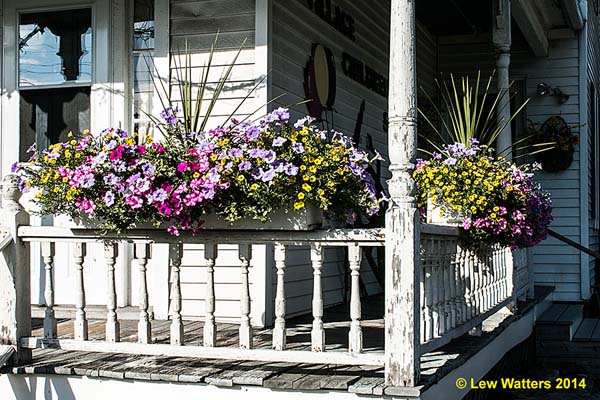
(238, 160, 252, 171)
(291, 142, 305, 153)
(272, 137, 287, 147)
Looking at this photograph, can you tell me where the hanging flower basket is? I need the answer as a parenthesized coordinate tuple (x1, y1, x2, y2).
(530, 116, 579, 173)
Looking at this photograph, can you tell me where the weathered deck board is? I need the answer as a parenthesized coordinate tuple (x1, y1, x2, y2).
(5, 293, 547, 395)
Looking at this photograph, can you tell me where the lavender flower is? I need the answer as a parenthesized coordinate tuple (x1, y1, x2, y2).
(272, 137, 287, 147)
(291, 142, 305, 153)
(104, 191, 115, 207)
(238, 161, 252, 171)
(160, 106, 179, 126)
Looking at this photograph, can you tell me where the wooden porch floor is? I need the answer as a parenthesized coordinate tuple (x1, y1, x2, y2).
(2, 290, 551, 396)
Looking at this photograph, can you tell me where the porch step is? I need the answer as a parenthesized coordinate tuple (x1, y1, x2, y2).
(535, 303, 584, 341)
(573, 319, 600, 342)
(31, 305, 154, 321)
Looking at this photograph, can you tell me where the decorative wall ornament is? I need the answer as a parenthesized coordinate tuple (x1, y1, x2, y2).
(304, 43, 336, 119)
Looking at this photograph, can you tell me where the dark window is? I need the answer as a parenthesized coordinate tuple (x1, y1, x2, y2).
(20, 87, 90, 160)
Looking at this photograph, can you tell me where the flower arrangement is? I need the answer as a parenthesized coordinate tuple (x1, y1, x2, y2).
(413, 140, 553, 249)
(13, 108, 383, 235)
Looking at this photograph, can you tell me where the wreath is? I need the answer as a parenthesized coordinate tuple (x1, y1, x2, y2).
(529, 116, 579, 173)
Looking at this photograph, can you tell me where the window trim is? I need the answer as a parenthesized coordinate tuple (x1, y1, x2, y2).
(593, 85, 600, 230)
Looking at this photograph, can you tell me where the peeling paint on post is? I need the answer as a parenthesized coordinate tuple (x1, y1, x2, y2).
(385, 0, 420, 387)
(0, 174, 31, 364)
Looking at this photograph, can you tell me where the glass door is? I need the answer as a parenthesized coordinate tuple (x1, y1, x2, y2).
(18, 8, 93, 160)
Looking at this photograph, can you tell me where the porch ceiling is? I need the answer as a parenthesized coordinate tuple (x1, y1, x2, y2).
(416, 0, 493, 36)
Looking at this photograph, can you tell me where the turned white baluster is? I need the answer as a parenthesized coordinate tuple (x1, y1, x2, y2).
(135, 243, 151, 344)
(105, 243, 120, 342)
(42, 242, 56, 339)
(431, 239, 442, 337)
(169, 243, 184, 345)
(424, 242, 434, 341)
(204, 242, 218, 347)
(442, 241, 452, 331)
(458, 246, 468, 323)
(465, 249, 475, 320)
(448, 240, 458, 329)
(73, 243, 88, 340)
(239, 244, 253, 349)
(272, 243, 287, 350)
(348, 244, 363, 354)
(310, 243, 325, 351)
(419, 247, 427, 344)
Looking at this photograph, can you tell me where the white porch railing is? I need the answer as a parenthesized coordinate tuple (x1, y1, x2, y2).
(0, 175, 532, 387)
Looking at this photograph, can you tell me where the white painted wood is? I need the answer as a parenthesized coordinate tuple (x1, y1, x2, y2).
(41, 242, 56, 339)
(104, 243, 120, 342)
(310, 243, 325, 352)
(385, 0, 420, 386)
(134, 243, 152, 344)
(21, 337, 384, 367)
(0, 175, 31, 363)
(18, 226, 385, 246)
(272, 243, 286, 350)
(493, 0, 513, 159)
(239, 244, 253, 349)
(169, 243, 184, 345)
(203, 242, 218, 347)
(348, 245, 363, 355)
(72, 243, 88, 341)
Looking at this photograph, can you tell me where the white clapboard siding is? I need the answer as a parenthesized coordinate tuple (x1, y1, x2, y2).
(438, 29, 583, 301)
(587, 0, 600, 288)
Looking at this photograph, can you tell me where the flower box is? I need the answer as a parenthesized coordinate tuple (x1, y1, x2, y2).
(426, 195, 462, 226)
(201, 202, 323, 230)
(58, 203, 323, 231)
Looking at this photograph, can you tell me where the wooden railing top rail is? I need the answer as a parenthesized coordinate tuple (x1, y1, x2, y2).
(420, 224, 460, 237)
(17, 226, 386, 246)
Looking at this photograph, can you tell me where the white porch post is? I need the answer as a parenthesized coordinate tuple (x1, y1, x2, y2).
(493, 0, 513, 160)
(385, 0, 420, 387)
(0, 175, 31, 364)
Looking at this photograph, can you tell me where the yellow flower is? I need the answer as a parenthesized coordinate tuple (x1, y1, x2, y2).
(298, 192, 305, 200)
(62, 177, 68, 183)
(83, 129, 90, 135)
(314, 157, 323, 165)
(337, 168, 344, 175)
(49, 159, 56, 165)
(294, 201, 305, 210)
(317, 189, 325, 196)
(302, 183, 312, 192)
(70, 140, 76, 146)
(309, 166, 317, 173)
(237, 175, 245, 182)
(193, 172, 200, 179)
(75, 153, 81, 159)
(64, 150, 71, 158)
(309, 176, 316, 182)
(327, 181, 335, 188)
(211, 154, 218, 161)
(490, 213, 497, 219)
(250, 183, 259, 191)
(300, 165, 307, 171)
(67, 131, 73, 138)
(145, 134, 153, 144)
(303, 174, 310, 181)
(53, 187, 59, 193)
(219, 138, 230, 146)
